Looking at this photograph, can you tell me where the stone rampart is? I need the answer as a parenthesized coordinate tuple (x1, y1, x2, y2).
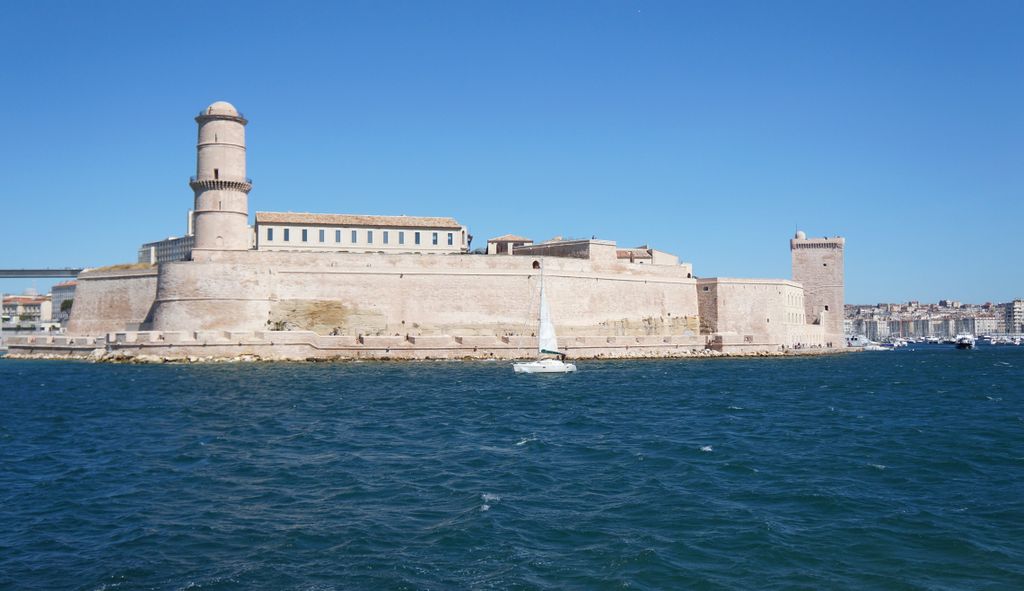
(150, 250, 700, 338)
(53, 242, 845, 359)
(697, 277, 832, 350)
(66, 267, 158, 335)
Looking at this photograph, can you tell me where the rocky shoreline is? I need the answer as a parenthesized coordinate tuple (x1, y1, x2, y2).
(3, 347, 854, 364)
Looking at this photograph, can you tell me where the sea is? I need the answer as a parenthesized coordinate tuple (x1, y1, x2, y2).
(1, 346, 1022, 590)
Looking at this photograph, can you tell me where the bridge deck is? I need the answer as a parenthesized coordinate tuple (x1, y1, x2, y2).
(0, 269, 83, 278)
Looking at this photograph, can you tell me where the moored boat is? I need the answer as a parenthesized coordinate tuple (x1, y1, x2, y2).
(955, 334, 976, 349)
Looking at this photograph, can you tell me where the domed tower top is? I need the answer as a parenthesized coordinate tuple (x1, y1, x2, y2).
(205, 101, 238, 115)
(196, 100, 247, 124)
(794, 230, 807, 240)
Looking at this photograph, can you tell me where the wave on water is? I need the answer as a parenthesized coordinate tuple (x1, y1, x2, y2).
(480, 493, 501, 512)
(699, 445, 713, 453)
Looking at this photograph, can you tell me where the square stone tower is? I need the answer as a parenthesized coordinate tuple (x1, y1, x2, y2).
(791, 231, 845, 339)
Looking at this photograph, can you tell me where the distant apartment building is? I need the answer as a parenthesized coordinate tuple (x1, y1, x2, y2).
(1007, 300, 1024, 334)
(138, 210, 196, 264)
(50, 281, 77, 322)
(850, 318, 890, 341)
(932, 318, 956, 338)
(138, 235, 195, 264)
(254, 212, 470, 254)
(958, 315, 998, 336)
(2, 294, 52, 325)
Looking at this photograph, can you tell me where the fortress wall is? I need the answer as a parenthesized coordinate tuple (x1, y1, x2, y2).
(786, 324, 828, 348)
(151, 259, 274, 332)
(150, 250, 700, 337)
(697, 278, 822, 348)
(66, 268, 158, 335)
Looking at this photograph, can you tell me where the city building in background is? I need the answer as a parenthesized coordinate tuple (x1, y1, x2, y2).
(847, 299, 1024, 338)
(1007, 299, 1024, 334)
(51, 280, 77, 323)
(138, 210, 196, 264)
(2, 291, 52, 328)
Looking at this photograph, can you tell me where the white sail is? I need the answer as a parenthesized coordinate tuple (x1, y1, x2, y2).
(512, 264, 577, 373)
(537, 279, 560, 355)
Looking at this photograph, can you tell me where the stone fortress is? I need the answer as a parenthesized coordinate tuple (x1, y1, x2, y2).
(9, 101, 845, 360)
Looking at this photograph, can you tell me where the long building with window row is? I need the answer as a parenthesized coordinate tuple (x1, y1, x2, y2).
(254, 212, 470, 254)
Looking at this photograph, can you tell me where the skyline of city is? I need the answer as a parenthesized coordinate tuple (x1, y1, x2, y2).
(1, 2, 1022, 302)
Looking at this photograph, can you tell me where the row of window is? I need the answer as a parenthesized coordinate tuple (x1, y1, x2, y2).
(264, 227, 456, 247)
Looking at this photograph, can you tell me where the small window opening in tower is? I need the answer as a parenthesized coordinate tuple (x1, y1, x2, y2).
(532, 260, 540, 269)
(825, 305, 830, 311)
(214, 168, 219, 180)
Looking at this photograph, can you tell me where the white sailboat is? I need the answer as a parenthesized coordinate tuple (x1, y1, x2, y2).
(513, 266, 577, 374)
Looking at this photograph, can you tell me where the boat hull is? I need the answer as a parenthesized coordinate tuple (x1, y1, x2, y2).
(513, 360, 577, 374)
(955, 334, 976, 349)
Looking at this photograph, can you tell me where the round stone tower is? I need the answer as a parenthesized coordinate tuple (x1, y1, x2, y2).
(190, 101, 252, 251)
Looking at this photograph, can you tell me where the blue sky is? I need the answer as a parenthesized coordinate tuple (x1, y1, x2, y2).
(1, 0, 1021, 304)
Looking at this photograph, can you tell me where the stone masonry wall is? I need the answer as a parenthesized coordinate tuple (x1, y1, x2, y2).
(150, 250, 700, 338)
(791, 237, 845, 340)
(697, 278, 827, 348)
(66, 268, 158, 335)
